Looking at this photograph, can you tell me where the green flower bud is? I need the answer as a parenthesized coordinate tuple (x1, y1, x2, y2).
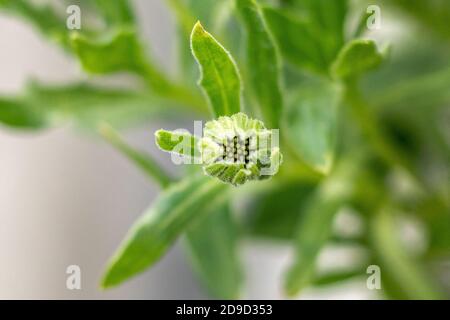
(199, 113, 282, 186)
(155, 113, 282, 187)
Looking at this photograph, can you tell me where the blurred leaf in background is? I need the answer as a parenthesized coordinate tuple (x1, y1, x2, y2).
(184, 203, 242, 299)
(101, 175, 229, 288)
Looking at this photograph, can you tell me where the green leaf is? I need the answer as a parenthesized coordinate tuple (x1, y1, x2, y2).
(155, 129, 200, 161)
(284, 81, 340, 174)
(300, 0, 348, 37)
(287, 0, 347, 63)
(235, 0, 283, 128)
(184, 203, 243, 299)
(262, 7, 327, 75)
(37, 83, 167, 127)
(0, 98, 45, 129)
(99, 124, 174, 188)
(190, 21, 241, 117)
(101, 175, 229, 288)
(0, 83, 169, 130)
(70, 29, 146, 74)
(331, 39, 387, 80)
(313, 268, 364, 287)
(70, 29, 184, 99)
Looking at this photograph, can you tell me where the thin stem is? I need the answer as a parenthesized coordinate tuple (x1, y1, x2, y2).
(99, 123, 175, 188)
(140, 63, 208, 115)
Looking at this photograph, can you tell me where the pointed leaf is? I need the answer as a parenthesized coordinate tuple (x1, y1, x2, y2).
(0, 98, 45, 129)
(155, 129, 200, 161)
(70, 29, 180, 97)
(70, 29, 146, 74)
(331, 39, 386, 80)
(101, 175, 228, 288)
(236, 0, 283, 128)
(190, 22, 241, 117)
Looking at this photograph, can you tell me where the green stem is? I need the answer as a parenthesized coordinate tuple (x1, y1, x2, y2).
(313, 268, 365, 287)
(99, 123, 174, 188)
(140, 63, 208, 115)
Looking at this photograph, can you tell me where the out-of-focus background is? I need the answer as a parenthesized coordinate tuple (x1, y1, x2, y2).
(1, 0, 449, 300)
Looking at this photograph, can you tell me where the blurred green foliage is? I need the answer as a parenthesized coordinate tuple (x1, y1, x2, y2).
(0, 0, 449, 299)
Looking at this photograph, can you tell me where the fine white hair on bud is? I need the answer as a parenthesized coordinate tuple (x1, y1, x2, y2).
(199, 113, 283, 186)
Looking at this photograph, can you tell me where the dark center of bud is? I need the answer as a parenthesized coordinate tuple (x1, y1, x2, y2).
(217, 135, 256, 168)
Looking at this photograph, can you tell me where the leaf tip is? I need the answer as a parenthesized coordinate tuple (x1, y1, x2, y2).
(193, 20, 204, 31)
(283, 273, 302, 298)
(191, 21, 212, 43)
(99, 254, 129, 290)
(99, 271, 116, 291)
(154, 128, 163, 138)
(154, 129, 166, 150)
